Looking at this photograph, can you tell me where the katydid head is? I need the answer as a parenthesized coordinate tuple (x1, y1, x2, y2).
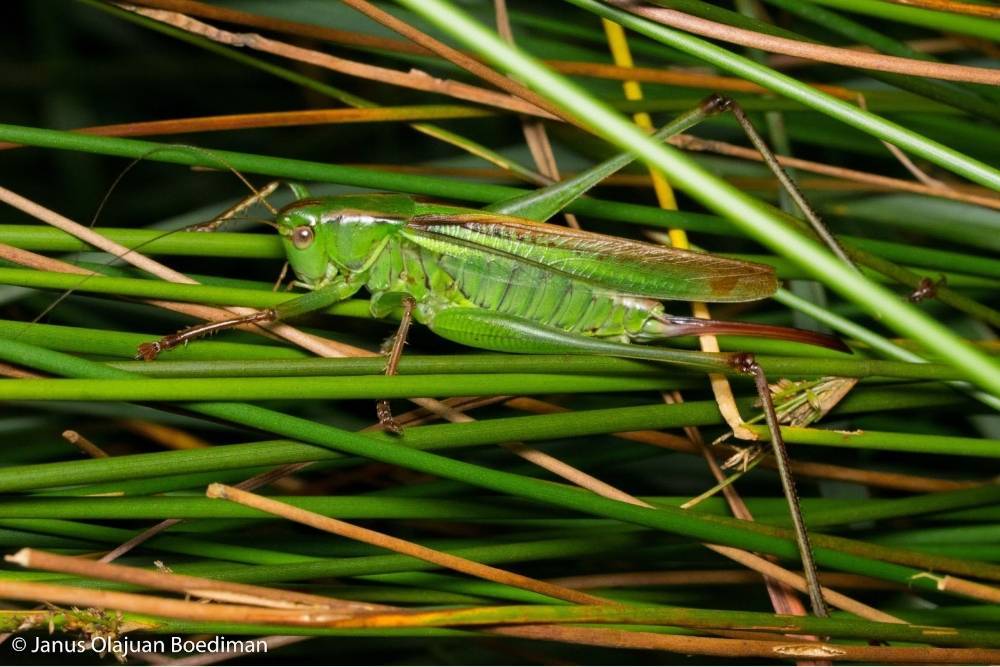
(276, 194, 415, 288)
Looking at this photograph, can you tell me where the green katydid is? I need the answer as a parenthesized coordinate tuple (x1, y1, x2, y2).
(137, 95, 846, 381)
(134, 95, 847, 616)
(150, 188, 841, 370)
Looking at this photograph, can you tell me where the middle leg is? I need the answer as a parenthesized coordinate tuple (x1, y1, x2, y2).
(376, 296, 417, 435)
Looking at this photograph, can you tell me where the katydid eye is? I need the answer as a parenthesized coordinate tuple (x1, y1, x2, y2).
(291, 226, 314, 249)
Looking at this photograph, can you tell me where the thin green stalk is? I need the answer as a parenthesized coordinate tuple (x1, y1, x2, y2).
(46, 466, 288, 499)
(9, 225, 1000, 290)
(1, 360, 975, 399)
(0, 337, 970, 594)
(744, 424, 1000, 458)
(359, 572, 575, 605)
(798, 0, 1000, 40)
(8, 488, 999, 522)
(872, 524, 1000, 547)
(2, 315, 973, 381)
(844, 246, 1000, 328)
(7, 224, 1000, 279)
(0, 496, 535, 521)
(775, 289, 1000, 411)
(108, 356, 959, 381)
(0, 384, 962, 494)
(0, 318, 312, 361)
(0, 267, 334, 309)
(0, 123, 728, 234)
(842, 237, 1000, 280)
(395, 0, 1000, 396)
(617, 94, 959, 114)
(698, 513, 1000, 581)
(775, 485, 1000, 529)
(0, 373, 699, 401)
(0, 225, 283, 258)
(14, 264, 992, 335)
(0, 518, 305, 565)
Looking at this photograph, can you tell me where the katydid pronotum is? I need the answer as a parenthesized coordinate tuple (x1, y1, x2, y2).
(128, 95, 849, 616)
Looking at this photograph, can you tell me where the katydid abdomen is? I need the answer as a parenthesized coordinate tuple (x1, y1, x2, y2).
(367, 233, 651, 340)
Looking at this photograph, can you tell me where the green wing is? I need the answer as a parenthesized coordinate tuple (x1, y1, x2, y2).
(406, 213, 777, 303)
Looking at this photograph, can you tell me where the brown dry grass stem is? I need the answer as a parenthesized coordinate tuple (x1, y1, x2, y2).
(0, 579, 358, 627)
(205, 484, 612, 607)
(494, 625, 1000, 664)
(0, 241, 285, 342)
(910, 572, 1000, 603)
(122, 0, 988, 86)
(0, 577, 996, 663)
(882, 0, 1000, 19)
(0, 186, 364, 359)
(119, 420, 212, 450)
(334, 0, 569, 122)
(609, 0, 1000, 85)
(124, 0, 430, 55)
(495, 0, 581, 229)
(549, 59, 856, 100)
(125, 0, 569, 121)
(61, 430, 110, 459)
(0, 107, 495, 150)
(0, 362, 41, 379)
(767, 38, 962, 69)
(7, 549, 381, 612)
(123, 5, 557, 120)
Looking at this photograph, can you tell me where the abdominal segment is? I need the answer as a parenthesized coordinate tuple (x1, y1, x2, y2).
(364, 238, 660, 341)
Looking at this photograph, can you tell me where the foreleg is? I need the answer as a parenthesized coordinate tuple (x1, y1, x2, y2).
(137, 278, 362, 360)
